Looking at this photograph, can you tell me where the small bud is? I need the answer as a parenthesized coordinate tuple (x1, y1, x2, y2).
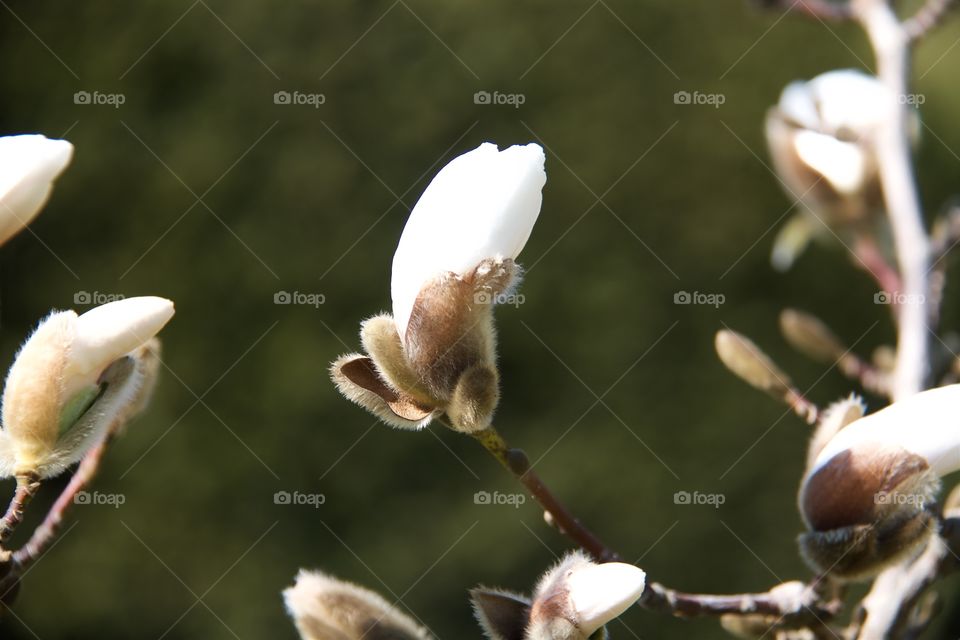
(779, 309, 848, 365)
(471, 588, 531, 640)
(715, 330, 792, 396)
(0, 297, 174, 478)
(0, 134, 73, 247)
(527, 551, 645, 640)
(797, 385, 960, 580)
(284, 569, 430, 640)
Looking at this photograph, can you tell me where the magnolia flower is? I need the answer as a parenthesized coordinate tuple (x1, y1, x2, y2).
(0, 296, 174, 479)
(332, 142, 545, 433)
(0, 134, 74, 247)
(284, 569, 430, 640)
(797, 385, 960, 580)
(472, 551, 646, 640)
(765, 70, 898, 270)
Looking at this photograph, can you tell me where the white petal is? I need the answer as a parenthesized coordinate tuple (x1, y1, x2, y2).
(64, 296, 174, 392)
(808, 69, 892, 134)
(793, 130, 866, 195)
(777, 81, 820, 130)
(0, 135, 73, 245)
(813, 384, 960, 477)
(391, 142, 545, 340)
(567, 562, 646, 635)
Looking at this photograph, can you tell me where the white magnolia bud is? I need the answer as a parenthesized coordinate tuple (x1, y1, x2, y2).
(766, 70, 897, 269)
(0, 134, 73, 246)
(0, 296, 174, 478)
(391, 142, 545, 342)
(528, 551, 645, 640)
(798, 385, 960, 580)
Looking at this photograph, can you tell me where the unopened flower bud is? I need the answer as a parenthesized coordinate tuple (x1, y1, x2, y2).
(0, 296, 174, 478)
(715, 330, 792, 396)
(0, 134, 73, 247)
(779, 309, 848, 365)
(284, 569, 430, 640)
(527, 551, 645, 640)
(766, 70, 901, 270)
(333, 143, 545, 434)
(797, 385, 960, 580)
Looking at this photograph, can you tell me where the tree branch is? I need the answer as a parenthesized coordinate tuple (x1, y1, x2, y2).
(853, 0, 931, 400)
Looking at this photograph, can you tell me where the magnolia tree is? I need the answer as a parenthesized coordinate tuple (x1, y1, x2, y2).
(2, 0, 960, 639)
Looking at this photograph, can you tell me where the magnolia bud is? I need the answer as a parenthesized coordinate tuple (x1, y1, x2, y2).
(779, 309, 848, 365)
(333, 143, 545, 434)
(715, 330, 792, 396)
(284, 569, 430, 640)
(0, 296, 174, 478)
(527, 551, 645, 640)
(766, 70, 898, 269)
(797, 385, 960, 580)
(0, 135, 73, 247)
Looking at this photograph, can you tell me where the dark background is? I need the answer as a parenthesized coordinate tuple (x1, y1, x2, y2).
(0, 1, 958, 638)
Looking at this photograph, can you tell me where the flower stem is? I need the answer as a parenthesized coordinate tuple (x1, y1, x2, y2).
(0, 473, 41, 546)
(471, 426, 620, 562)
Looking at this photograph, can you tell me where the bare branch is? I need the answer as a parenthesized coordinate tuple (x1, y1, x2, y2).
(905, 0, 957, 42)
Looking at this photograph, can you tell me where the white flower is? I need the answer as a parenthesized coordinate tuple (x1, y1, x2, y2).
(0, 296, 174, 478)
(0, 134, 74, 246)
(766, 70, 897, 270)
(391, 142, 545, 342)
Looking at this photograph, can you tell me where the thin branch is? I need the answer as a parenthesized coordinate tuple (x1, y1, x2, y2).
(471, 427, 619, 562)
(12, 440, 109, 571)
(0, 474, 41, 546)
(904, 0, 957, 41)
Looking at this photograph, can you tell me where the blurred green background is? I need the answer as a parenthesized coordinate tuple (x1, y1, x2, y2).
(0, 1, 959, 638)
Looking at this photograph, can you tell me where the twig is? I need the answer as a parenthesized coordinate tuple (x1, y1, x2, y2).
(471, 427, 619, 562)
(852, 233, 903, 300)
(0, 473, 41, 546)
(11, 440, 109, 571)
(904, 0, 957, 41)
(853, 0, 931, 400)
(471, 425, 844, 627)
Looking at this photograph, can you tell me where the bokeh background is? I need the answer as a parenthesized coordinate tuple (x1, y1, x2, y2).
(0, 1, 959, 638)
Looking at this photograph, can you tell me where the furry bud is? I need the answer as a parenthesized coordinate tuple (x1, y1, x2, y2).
(797, 385, 960, 580)
(779, 309, 848, 365)
(0, 297, 173, 478)
(333, 143, 545, 434)
(284, 569, 430, 640)
(715, 330, 792, 396)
